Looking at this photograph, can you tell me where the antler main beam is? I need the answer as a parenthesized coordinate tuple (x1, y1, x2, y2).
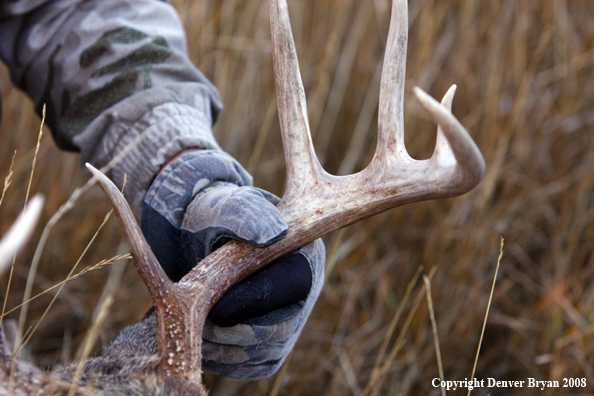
(90, 0, 485, 389)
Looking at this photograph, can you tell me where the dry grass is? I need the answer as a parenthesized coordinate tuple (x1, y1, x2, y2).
(1, 0, 594, 395)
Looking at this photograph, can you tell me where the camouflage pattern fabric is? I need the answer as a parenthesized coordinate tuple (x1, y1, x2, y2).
(0, 0, 222, 212)
(201, 239, 325, 379)
(0, 0, 325, 380)
(141, 150, 289, 282)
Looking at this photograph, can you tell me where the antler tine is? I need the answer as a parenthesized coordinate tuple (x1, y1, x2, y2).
(86, 164, 173, 307)
(85, 164, 195, 380)
(369, 0, 484, 197)
(414, 87, 486, 195)
(433, 84, 457, 160)
(0, 195, 44, 274)
(269, 0, 321, 197)
(375, 0, 409, 161)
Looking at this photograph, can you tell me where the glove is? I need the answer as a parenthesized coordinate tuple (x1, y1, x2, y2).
(202, 238, 325, 380)
(141, 149, 322, 327)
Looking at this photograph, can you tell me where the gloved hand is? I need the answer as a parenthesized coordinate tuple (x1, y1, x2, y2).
(141, 149, 321, 327)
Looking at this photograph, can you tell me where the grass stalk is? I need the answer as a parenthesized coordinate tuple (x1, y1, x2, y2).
(0, 150, 17, 329)
(424, 274, 446, 396)
(467, 237, 504, 396)
(15, 210, 116, 356)
(67, 258, 126, 396)
(0, 150, 16, 210)
(364, 266, 437, 396)
(366, 265, 424, 389)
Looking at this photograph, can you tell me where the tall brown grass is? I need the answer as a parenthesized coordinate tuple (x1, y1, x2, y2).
(1, 1, 594, 395)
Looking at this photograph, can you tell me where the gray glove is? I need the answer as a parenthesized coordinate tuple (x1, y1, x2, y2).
(141, 149, 288, 282)
(141, 149, 325, 379)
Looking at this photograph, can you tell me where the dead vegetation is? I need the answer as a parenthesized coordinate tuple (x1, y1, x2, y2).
(1, 0, 594, 395)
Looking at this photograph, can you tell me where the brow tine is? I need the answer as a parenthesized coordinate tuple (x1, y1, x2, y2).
(86, 164, 172, 295)
(85, 164, 182, 367)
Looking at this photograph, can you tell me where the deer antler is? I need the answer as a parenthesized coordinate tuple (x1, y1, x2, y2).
(89, 0, 484, 388)
(0, 195, 44, 274)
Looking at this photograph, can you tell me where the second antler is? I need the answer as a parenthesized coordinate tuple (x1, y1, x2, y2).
(88, 0, 485, 389)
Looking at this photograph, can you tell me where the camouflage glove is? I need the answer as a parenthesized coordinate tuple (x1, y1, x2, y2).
(141, 150, 324, 330)
(202, 238, 325, 380)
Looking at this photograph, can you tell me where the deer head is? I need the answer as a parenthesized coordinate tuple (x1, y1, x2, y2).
(1, 0, 484, 394)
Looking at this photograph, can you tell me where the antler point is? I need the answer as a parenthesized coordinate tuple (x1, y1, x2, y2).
(441, 85, 457, 111)
(85, 162, 99, 175)
(413, 86, 435, 109)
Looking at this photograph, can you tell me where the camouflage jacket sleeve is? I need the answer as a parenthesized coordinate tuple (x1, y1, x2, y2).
(0, 0, 222, 213)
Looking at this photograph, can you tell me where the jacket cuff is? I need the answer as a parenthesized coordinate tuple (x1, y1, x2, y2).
(74, 83, 222, 213)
